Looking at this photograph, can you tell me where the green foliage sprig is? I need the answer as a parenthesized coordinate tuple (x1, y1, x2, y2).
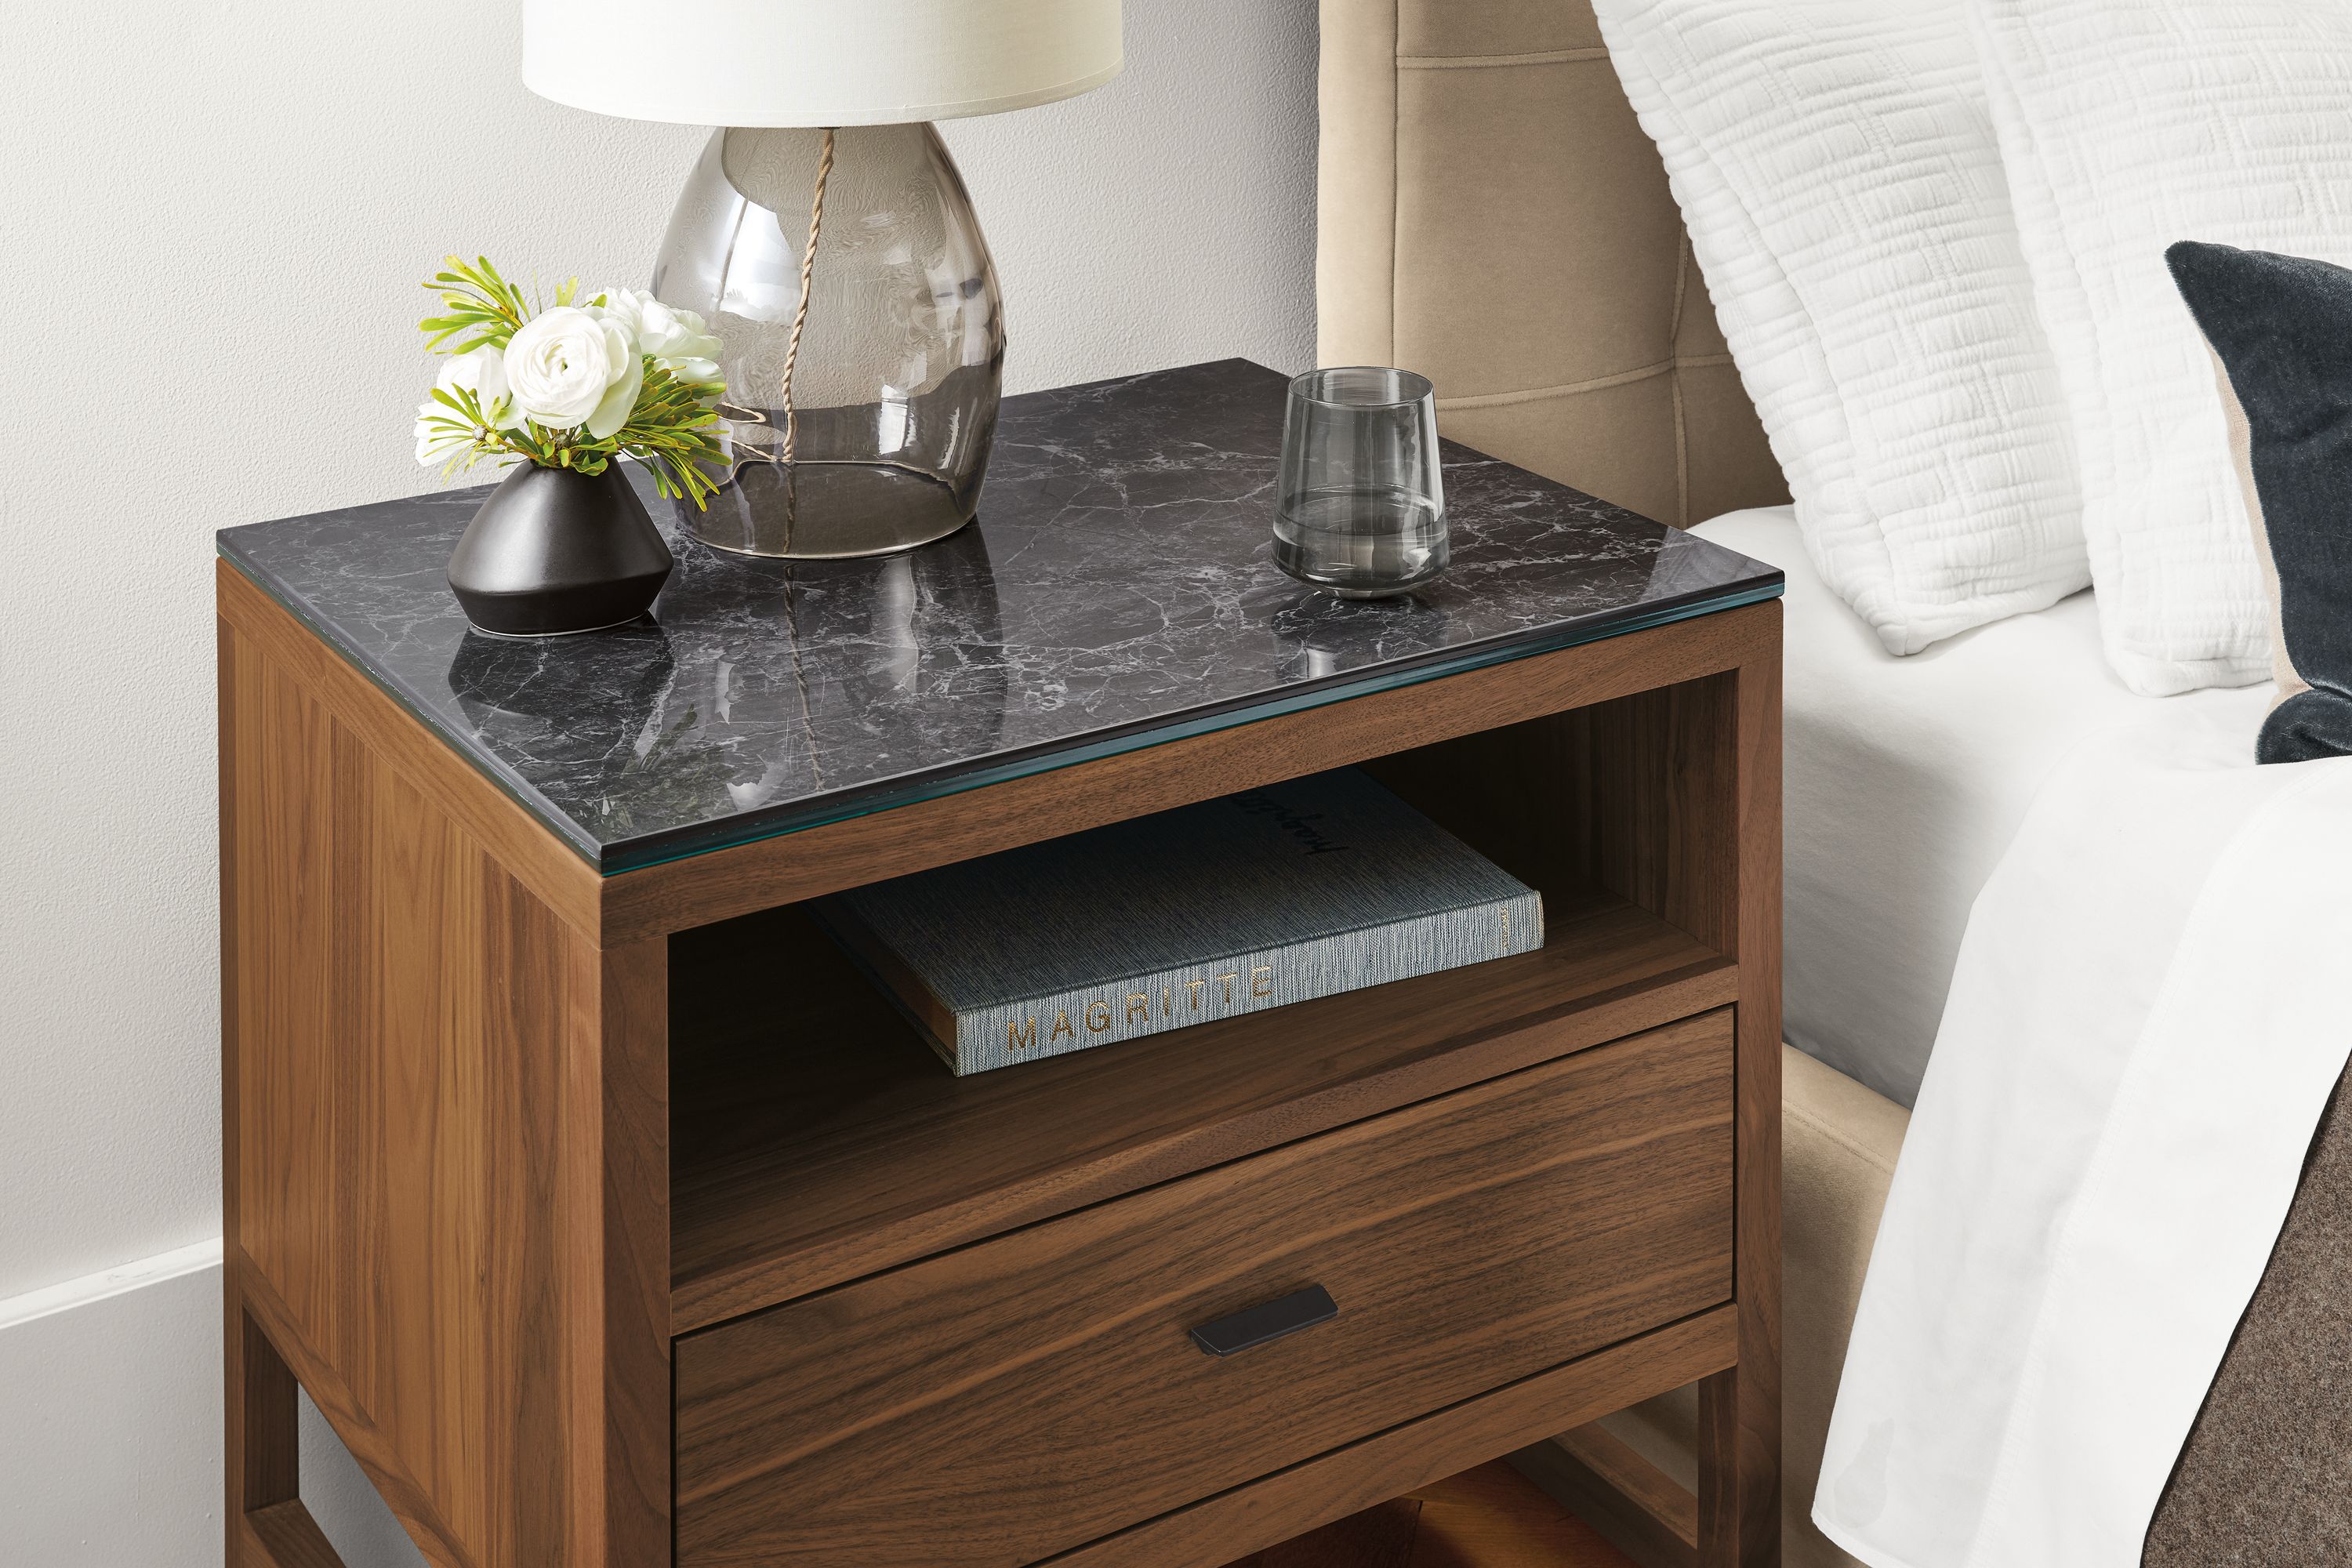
(419, 255, 575, 354)
(412, 254, 730, 510)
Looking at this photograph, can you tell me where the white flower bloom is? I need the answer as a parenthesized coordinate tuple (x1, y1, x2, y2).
(641, 299, 723, 365)
(584, 341, 644, 437)
(587, 285, 649, 340)
(413, 347, 518, 464)
(592, 287, 724, 386)
(505, 305, 642, 437)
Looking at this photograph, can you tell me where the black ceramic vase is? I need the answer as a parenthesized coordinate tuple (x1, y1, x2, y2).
(445, 463, 674, 637)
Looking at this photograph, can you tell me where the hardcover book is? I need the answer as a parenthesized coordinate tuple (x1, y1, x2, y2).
(811, 768, 1545, 1076)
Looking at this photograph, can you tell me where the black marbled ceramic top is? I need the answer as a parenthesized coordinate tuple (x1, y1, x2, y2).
(220, 361, 1782, 873)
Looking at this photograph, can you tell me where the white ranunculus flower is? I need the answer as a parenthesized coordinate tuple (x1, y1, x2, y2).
(413, 347, 520, 464)
(587, 286, 648, 339)
(640, 299, 722, 365)
(505, 305, 643, 437)
(593, 287, 724, 385)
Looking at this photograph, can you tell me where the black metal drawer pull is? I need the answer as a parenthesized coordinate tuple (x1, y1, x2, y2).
(1189, 1284, 1340, 1357)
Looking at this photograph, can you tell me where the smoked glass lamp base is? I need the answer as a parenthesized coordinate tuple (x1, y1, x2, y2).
(652, 123, 1006, 561)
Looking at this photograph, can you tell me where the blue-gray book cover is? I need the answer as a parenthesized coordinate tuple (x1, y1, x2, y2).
(811, 768, 1544, 1075)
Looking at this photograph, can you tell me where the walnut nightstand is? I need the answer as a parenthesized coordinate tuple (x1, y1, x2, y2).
(218, 360, 1783, 1567)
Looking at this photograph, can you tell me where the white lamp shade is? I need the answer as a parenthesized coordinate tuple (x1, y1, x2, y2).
(523, 0, 1123, 127)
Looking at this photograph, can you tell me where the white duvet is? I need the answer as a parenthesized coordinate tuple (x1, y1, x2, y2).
(1814, 706, 2352, 1568)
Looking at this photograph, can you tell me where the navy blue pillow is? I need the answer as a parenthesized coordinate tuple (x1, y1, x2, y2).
(2166, 241, 2352, 764)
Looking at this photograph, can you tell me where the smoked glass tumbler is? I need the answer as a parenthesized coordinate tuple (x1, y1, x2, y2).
(1273, 367, 1449, 598)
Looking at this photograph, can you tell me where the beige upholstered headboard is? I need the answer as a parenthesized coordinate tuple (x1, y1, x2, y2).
(1317, 0, 1789, 528)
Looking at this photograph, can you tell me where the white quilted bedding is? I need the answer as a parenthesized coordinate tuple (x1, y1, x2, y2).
(1974, 0, 2352, 695)
(1595, 0, 2086, 655)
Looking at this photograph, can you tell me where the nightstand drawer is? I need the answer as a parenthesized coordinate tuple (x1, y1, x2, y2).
(673, 1007, 1733, 1567)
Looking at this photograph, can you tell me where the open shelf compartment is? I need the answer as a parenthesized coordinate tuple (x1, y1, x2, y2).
(667, 678, 1745, 1334)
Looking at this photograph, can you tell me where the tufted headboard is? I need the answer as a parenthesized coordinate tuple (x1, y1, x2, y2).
(1316, 0, 1788, 528)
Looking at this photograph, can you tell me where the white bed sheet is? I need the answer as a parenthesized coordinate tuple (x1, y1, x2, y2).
(1818, 698, 2345, 1568)
(1691, 506, 2260, 1106)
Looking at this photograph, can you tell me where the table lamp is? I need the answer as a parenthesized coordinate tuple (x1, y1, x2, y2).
(523, 0, 1123, 560)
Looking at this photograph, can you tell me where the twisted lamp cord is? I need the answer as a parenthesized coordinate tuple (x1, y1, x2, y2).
(778, 126, 836, 469)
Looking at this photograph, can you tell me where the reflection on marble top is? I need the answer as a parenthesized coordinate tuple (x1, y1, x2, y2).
(219, 360, 1782, 873)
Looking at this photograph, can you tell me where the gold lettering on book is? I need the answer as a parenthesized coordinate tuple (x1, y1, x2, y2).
(1185, 978, 1206, 1011)
(1008, 1016, 1038, 1053)
(1216, 971, 1238, 1004)
(1050, 1010, 1074, 1043)
(1250, 964, 1272, 999)
(1086, 1000, 1113, 1032)
(1161, 986, 1172, 1018)
(1500, 906, 1511, 954)
(1127, 993, 1149, 1024)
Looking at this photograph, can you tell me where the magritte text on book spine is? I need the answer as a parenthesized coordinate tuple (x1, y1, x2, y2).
(1005, 964, 1279, 1056)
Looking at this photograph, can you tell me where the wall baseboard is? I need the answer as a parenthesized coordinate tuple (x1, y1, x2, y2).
(0, 1236, 220, 1332)
(0, 1240, 423, 1567)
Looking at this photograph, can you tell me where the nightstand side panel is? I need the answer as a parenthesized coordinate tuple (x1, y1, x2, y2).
(221, 602, 670, 1568)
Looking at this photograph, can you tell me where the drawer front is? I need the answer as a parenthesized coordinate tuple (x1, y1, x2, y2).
(675, 1008, 1734, 1567)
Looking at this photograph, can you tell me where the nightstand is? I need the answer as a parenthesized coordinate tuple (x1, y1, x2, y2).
(217, 360, 1784, 1567)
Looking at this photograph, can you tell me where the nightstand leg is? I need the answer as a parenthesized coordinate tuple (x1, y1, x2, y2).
(224, 1258, 350, 1567)
(1703, 635, 1784, 1566)
(1698, 1358, 1780, 1566)
(224, 1267, 294, 1560)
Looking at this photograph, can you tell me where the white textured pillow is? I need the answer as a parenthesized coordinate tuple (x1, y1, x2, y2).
(1595, 0, 2085, 655)
(1973, 0, 2352, 695)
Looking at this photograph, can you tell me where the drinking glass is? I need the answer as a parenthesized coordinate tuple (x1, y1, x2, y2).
(1274, 367, 1449, 598)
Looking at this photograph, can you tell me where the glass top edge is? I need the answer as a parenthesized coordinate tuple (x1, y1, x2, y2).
(220, 526, 1784, 881)
(598, 575, 1784, 877)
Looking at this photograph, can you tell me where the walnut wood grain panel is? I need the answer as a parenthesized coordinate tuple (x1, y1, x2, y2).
(218, 559, 601, 939)
(220, 613, 669, 1568)
(239, 1262, 471, 1566)
(225, 1247, 348, 1567)
(1588, 674, 1739, 953)
(222, 612, 310, 1564)
(1708, 618, 1783, 1566)
(583, 935, 673, 1566)
(1049, 1307, 1738, 1568)
(1366, 671, 1739, 960)
(674, 1011, 1734, 1567)
(230, 1294, 303, 1519)
(1369, 639, 1778, 1565)
(242, 1501, 349, 1568)
(670, 890, 1734, 1328)
(603, 601, 1779, 942)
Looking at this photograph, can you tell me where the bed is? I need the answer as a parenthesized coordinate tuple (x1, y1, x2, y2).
(1318, 5, 2352, 1566)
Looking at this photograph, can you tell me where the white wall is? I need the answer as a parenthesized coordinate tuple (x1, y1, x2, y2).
(0, 2, 1316, 1561)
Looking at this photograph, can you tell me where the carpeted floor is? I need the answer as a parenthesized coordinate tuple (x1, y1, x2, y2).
(1219, 1461, 1638, 1568)
(2143, 1062, 2352, 1566)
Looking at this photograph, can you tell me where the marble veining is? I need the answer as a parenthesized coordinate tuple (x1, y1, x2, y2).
(219, 360, 1783, 871)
